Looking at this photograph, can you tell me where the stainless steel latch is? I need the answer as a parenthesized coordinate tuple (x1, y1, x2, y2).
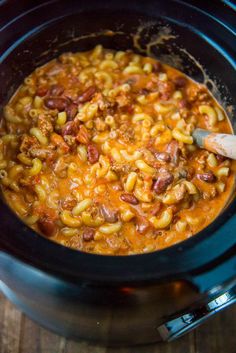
(158, 286, 236, 341)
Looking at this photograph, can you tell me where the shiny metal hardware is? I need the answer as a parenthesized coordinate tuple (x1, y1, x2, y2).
(158, 287, 236, 342)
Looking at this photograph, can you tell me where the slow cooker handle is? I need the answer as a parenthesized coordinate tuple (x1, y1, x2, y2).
(157, 230, 236, 341)
(158, 286, 236, 341)
(157, 211, 236, 342)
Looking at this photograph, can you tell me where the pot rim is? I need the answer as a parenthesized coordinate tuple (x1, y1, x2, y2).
(0, 0, 235, 285)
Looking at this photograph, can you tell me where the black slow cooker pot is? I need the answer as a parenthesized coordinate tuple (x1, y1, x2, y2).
(0, 0, 235, 345)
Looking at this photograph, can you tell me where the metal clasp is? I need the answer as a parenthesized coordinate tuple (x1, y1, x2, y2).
(158, 286, 236, 341)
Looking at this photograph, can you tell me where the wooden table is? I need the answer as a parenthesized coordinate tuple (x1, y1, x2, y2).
(0, 292, 236, 353)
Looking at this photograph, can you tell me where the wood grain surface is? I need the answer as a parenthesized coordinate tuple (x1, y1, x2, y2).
(0, 292, 236, 353)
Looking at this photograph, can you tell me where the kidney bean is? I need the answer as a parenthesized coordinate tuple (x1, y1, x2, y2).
(150, 201, 162, 216)
(178, 99, 190, 109)
(49, 84, 64, 96)
(172, 214, 180, 224)
(216, 154, 226, 163)
(107, 106, 116, 116)
(61, 121, 78, 136)
(136, 216, 150, 234)
(100, 205, 118, 223)
(153, 172, 174, 194)
(76, 125, 90, 145)
(66, 103, 78, 120)
(173, 76, 187, 88)
(87, 144, 99, 164)
(36, 86, 48, 97)
(166, 140, 180, 164)
(120, 193, 139, 205)
(153, 61, 162, 72)
(197, 171, 216, 183)
(154, 152, 171, 163)
(159, 81, 175, 101)
(124, 104, 134, 114)
(38, 216, 56, 237)
(170, 204, 178, 214)
(77, 86, 96, 103)
(83, 228, 95, 242)
(44, 97, 69, 111)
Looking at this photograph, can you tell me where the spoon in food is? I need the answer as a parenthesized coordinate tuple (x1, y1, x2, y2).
(193, 128, 236, 160)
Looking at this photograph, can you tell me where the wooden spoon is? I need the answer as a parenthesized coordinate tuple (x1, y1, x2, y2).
(193, 128, 236, 160)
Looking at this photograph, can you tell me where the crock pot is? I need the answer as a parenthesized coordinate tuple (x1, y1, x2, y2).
(0, 0, 235, 345)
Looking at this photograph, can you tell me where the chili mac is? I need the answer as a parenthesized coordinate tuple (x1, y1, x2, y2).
(0, 46, 234, 255)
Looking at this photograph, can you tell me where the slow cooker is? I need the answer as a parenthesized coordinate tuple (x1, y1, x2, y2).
(0, 0, 235, 345)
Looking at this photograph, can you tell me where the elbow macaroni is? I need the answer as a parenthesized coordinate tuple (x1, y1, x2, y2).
(150, 209, 173, 229)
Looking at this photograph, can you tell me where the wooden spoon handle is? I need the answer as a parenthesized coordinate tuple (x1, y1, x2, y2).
(193, 128, 236, 160)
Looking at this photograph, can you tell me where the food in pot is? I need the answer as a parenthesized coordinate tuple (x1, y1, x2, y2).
(0, 45, 234, 254)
